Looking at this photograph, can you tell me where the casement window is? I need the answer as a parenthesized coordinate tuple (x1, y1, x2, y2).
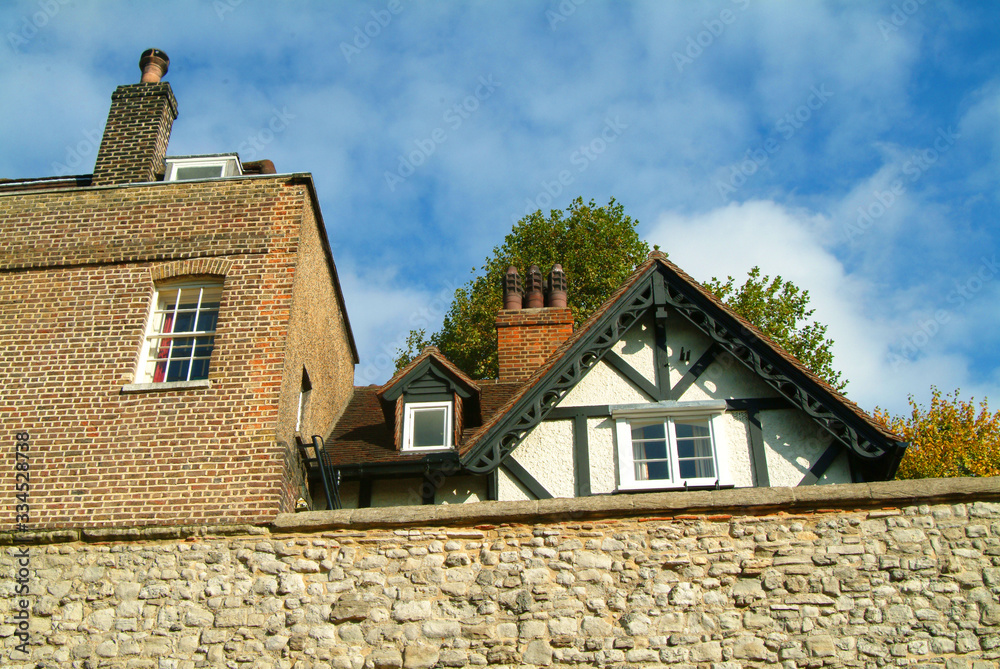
(402, 401, 453, 452)
(164, 155, 242, 181)
(613, 400, 730, 491)
(137, 281, 222, 383)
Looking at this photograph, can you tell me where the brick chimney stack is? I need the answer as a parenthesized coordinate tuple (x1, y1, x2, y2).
(496, 265, 573, 382)
(92, 49, 178, 186)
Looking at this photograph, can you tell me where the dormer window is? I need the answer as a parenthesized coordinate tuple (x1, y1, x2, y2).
(403, 401, 453, 452)
(165, 154, 242, 181)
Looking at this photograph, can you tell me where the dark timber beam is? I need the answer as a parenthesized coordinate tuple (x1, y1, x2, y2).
(671, 342, 723, 398)
(603, 351, 659, 401)
(652, 273, 672, 400)
(746, 409, 770, 487)
(358, 478, 373, 508)
(798, 444, 843, 486)
(548, 406, 611, 419)
(502, 459, 553, 500)
(421, 474, 435, 505)
(573, 414, 591, 497)
(486, 470, 498, 501)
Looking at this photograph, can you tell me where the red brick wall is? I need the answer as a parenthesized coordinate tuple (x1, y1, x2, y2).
(495, 307, 573, 382)
(0, 176, 349, 529)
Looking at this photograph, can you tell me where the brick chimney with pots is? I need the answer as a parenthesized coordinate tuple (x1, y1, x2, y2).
(92, 49, 178, 186)
(496, 264, 573, 382)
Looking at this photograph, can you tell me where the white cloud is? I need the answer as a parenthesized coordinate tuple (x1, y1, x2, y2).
(648, 200, 1000, 415)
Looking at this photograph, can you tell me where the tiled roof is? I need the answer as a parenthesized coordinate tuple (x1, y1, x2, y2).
(378, 345, 479, 399)
(325, 380, 521, 468)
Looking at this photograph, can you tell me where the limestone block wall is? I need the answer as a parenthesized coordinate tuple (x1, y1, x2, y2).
(1, 478, 999, 669)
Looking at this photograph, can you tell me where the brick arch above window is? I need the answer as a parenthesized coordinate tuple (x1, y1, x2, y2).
(150, 258, 233, 283)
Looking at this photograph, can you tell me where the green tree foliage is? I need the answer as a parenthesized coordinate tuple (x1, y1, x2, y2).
(703, 267, 845, 391)
(875, 387, 1000, 479)
(395, 197, 650, 378)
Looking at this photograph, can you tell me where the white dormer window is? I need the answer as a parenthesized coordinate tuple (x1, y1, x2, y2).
(403, 401, 453, 452)
(165, 155, 243, 181)
(612, 400, 731, 491)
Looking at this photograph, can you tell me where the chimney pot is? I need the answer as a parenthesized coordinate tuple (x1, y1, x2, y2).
(546, 264, 568, 308)
(139, 48, 170, 83)
(503, 266, 523, 310)
(525, 264, 544, 308)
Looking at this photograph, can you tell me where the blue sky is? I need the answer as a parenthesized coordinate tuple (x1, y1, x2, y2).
(2, 1, 998, 415)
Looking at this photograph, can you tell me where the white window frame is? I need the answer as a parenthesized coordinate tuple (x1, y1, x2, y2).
(612, 400, 731, 491)
(402, 401, 454, 453)
(165, 154, 243, 181)
(136, 279, 222, 384)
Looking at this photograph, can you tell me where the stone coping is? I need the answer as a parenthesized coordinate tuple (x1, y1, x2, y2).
(3, 477, 997, 545)
(275, 477, 1000, 533)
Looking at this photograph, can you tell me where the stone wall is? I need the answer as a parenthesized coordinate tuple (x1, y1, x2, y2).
(2, 478, 999, 668)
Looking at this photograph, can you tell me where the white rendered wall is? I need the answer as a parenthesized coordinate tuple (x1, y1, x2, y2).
(761, 409, 848, 486)
(497, 467, 534, 501)
(668, 315, 778, 402)
(612, 314, 657, 385)
(588, 416, 617, 495)
(559, 359, 651, 407)
(721, 411, 755, 487)
(510, 419, 576, 499)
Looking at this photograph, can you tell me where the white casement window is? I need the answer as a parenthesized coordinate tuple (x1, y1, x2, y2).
(613, 400, 730, 491)
(164, 155, 242, 181)
(137, 281, 223, 383)
(402, 401, 453, 452)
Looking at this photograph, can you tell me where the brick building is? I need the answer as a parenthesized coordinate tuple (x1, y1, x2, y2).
(0, 50, 357, 529)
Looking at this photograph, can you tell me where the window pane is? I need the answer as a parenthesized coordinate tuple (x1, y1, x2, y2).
(145, 282, 222, 382)
(632, 420, 670, 481)
(632, 421, 665, 441)
(675, 419, 715, 480)
(166, 359, 189, 382)
(174, 165, 225, 180)
(412, 408, 446, 448)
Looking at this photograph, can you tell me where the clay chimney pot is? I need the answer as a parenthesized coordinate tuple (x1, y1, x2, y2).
(139, 48, 170, 83)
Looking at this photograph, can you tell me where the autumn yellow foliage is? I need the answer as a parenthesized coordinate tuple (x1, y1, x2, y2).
(874, 387, 1000, 479)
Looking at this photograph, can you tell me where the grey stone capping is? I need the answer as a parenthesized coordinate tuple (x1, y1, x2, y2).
(3, 477, 996, 545)
(121, 379, 212, 393)
(273, 476, 1000, 533)
(0, 523, 265, 546)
